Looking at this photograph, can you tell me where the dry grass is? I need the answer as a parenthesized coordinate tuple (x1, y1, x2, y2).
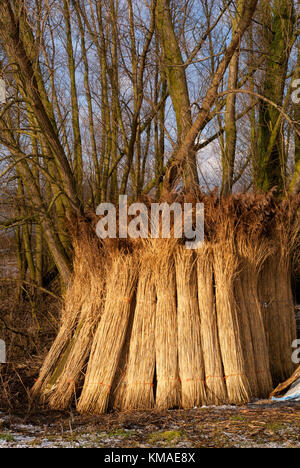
(121, 249, 156, 410)
(259, 253, 297, 386)
(47, 250, 105, 410)
(0, 281, 59, 411)
(235, 244, 273, 397)
(32, 225, 103, 402)
(30, 193, 300, 413)
(213, 241, 252, 405)
(154, 241, 181, 410)
(175, 248, 207, 408)
(197, 247, 228, 405)
(77, 253, 137, 414)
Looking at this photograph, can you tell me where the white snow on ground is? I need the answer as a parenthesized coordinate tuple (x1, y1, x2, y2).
(1, 409, 300, 448)
(284, 379, 300, 400)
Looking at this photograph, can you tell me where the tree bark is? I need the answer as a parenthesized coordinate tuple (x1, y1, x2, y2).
(165, 0, 259, 192)
(221, 0, 244, 196)
(256, 0, 295, 193)
(156, 0, 198, 189)
(0, 0, 83, 216)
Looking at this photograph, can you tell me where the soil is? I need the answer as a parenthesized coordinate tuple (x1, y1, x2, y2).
(1, 401, 300, 448)
(1, 271, 300, 449)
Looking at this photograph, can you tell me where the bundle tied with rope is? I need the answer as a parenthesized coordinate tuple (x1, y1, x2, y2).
(32, 193, 300, 413)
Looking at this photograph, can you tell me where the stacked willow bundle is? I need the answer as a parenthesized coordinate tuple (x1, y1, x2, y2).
(32, 194, 299, 413)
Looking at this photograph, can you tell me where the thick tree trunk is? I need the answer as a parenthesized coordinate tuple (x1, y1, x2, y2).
(164, 0, 259, 191)
(156, 0, 199, 189)
(256, 0, 295, 193)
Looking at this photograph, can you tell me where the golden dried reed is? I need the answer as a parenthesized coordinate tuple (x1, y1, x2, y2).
(197, 247, 228, 405)
(121, 251, 156, 410)
(236, 238, 273, 397)
(48, 266, 105, 410)
(213, 242, 252, 404)
(234, 270, 260, 397)
(259, 252, 296, 385)
(270, 365, 300, 398)
(77, 253, 137, 414)
(32, 235, 98, 400)
(175, 247, 207, 408)
(33, 193, 300, 413)
(108, 300, 135, 410)
(154, 241, 181, 409)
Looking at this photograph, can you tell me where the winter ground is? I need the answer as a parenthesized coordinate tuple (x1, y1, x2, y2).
(1, 402, 300, 448)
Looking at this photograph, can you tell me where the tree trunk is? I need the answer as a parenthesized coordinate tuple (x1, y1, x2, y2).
(165, 0, 259, 191)
(256, 0, 295, 193)
(221, 0, 244, 196)
(156, 0, 199, 189)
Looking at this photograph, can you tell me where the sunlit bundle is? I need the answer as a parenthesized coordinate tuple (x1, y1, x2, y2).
(154, 239, 181, 409)
(47, 260, 105, 410)
(197, 246, 228, 405)
(119, 247, 157, 410)
(32, 221, 103, 402)
(212, 237, 252, 405)
(77, 253, 137, 414)
(235, 238, 273, 398)
(175, 247, 207, 408)
(259, 251, 296, 385)
(32, 193, 300, 413)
